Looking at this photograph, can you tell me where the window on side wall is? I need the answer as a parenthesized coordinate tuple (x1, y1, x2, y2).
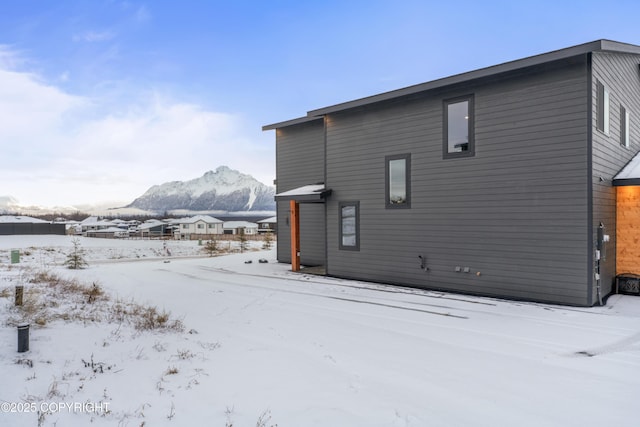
(621, 105, 630, 148)
(597, 80, 610, 134)
(339, 201, 359, 251)
(386, 154, 411, 208)
(443, 95, 475, 158)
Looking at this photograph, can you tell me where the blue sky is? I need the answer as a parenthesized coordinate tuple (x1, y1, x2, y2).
(1, 0, 640, 208)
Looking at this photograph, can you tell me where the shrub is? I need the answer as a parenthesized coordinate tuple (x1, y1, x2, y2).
(64, 238, 88, 270)
(203, 239, 218, 257)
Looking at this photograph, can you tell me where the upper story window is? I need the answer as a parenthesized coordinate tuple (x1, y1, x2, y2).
(339, 201, 359, 251)
(386, 154, 411, 208)
(197, 223, 204, 229)
(597, 80, 610, 134)
(182, 224, 188, 229)
(443, 95, 475, 159)
(621, 106, 630, 148)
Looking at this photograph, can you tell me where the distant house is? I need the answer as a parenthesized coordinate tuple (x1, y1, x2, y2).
(80, 216, 117, 235)
(86, 227, 129, 239)
(223, 221, 259, 235)
(174, 215, 223, 240)
(138, 220, 172, 239)
(0, 215, 65, 235)
(257, 216, 277, 234)
(264, 39, 640, 307)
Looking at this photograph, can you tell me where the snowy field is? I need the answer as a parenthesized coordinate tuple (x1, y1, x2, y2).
(0, 235, 639, 427)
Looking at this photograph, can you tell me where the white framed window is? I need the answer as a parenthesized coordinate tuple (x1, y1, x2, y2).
(621, 106, 630, 148)
(597, 80, 610, 135)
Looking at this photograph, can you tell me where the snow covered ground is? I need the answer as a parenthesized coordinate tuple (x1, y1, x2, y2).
(1, 235, 639, 426)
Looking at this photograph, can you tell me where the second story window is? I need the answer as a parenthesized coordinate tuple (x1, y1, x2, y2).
(444, 95, 475, 158)
(621, 106, 630, 148)
(597, 80, 610, 135)
(386, 154, 411, 208)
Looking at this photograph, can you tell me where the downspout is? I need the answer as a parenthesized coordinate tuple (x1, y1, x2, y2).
(595, 225, 603, 306)
(595, 222, 610, 306)
(586, 52, 595, 306)
(323, 114, 329, 274)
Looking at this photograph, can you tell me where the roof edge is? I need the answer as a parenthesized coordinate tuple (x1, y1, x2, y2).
(262, 115, 323, 131)
(307, 40, 620, 117)
(264, 39, 640, 129)
(613, 178, 640, 187)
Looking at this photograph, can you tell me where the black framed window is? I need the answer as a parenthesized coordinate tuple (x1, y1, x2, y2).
(339, 201, 359, 250)
(385, 154, 411, 208)
(621, 105, 630, 148)
(597, 80, 610, 134)
(443, 95, 474, 158)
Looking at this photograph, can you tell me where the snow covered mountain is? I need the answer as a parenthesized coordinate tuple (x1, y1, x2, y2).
(127, 166, 276, 213)
(0, 196, 19, 213)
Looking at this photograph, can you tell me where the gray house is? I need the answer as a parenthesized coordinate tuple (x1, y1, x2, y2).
(263, 40, 640, 306)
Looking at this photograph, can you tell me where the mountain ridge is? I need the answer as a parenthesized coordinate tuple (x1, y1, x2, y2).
(126, 166, 276, 213)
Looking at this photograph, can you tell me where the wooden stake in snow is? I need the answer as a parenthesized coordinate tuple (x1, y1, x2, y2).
(15, 285, 23, 306)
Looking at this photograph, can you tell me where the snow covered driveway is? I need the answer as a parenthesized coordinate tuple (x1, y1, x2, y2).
(1, 236, 639, 426)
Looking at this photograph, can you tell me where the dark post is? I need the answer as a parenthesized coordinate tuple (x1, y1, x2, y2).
(17, 323, 29, 353)
(15, 285, 24, 306)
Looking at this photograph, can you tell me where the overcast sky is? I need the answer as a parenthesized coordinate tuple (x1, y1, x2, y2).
(2, 0, 640, 208)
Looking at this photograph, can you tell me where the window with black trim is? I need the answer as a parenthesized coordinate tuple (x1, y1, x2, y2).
(385, 154, 411, 208)
(597, 80, 610, 134)
(444, 95, 474, 158)
(339, 201, 359, 250)
(621, 105, 630, 148)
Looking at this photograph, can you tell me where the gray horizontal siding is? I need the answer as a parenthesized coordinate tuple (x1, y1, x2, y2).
(325, 57, 591, 305)
(275, 120, 326, 264)
(591, 51, 640, 302)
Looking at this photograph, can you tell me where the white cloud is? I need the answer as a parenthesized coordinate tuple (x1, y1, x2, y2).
(0, 52, 274, 208)
(72, 30, 117, 43)
(135, 5, 151, 23)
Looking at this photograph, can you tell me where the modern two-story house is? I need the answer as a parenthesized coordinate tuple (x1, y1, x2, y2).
(263, 40, 640, 306)
(173, 215, 223, 240)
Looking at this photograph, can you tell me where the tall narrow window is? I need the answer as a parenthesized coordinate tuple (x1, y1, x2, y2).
(339, 201, 359, 250)
(444, 95, 475, 158)
(386, 154, 411, 208)
(597, 81, 610, 134)
(621, 106, 630, 148)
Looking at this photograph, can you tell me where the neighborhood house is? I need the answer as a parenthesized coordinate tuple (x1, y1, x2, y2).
(173, 215, 224, 240)
(264, 39, 640, 306)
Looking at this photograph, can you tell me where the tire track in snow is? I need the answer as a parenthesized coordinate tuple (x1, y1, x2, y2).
(575, 331, 640, 357)
(160, 266, 470, 319)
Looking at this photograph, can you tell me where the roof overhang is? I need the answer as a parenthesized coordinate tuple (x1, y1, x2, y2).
(275, 184, 331, 203)
(613, 151, 640, 186)
(263, 40, 640, 131)
(262, 115, 323, 131)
